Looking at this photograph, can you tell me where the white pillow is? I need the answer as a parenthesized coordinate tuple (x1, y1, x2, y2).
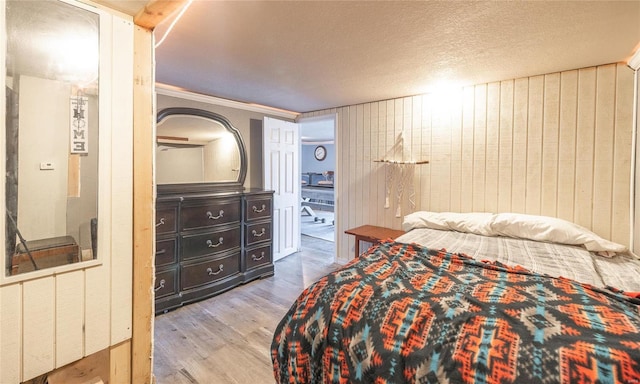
(491, 213, 627, 256)
(402, 211, 495, 236)
(403, 211, 629, 257)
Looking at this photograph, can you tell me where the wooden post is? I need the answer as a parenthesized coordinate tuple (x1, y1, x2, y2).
(129, 1, 189, 382)
(131, 25, 155, 384)
(135, 0, 189, 31)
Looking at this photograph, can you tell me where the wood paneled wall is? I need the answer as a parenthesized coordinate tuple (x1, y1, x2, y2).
(0, 10, 134, 383)
(303, 63, 635, 262)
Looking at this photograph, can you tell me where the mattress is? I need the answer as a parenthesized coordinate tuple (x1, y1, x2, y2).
(396, 227, 640, 292)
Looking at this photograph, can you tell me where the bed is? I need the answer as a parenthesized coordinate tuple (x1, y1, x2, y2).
(271, 212, 640, 383)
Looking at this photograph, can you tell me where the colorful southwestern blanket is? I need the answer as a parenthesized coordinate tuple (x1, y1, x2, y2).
(271, 240, 640, 383)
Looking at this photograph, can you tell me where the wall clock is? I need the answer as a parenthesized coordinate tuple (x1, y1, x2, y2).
(314, 145, 327, 161)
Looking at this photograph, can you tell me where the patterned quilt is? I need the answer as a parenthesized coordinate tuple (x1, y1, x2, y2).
(271, 240, 640, 384)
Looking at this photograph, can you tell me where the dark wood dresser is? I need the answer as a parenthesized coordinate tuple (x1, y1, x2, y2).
(154, 188, 274, 313)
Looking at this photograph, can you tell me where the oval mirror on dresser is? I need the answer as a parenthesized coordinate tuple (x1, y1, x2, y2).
(154, 107, 274, 314)
(156, 107, 247, 192)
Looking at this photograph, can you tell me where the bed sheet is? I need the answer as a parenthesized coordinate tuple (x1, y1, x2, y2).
(395, 227, 640, 292)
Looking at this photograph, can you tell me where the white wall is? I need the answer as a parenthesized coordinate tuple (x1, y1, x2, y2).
(156, 146, 204, 183)
(203, 136, 241, 181)
(156, 137, 244, 184)
(301, 143, 335, 174)
(16, 75, 99, 251)
(303, 63, 635, 262)
(17, 75, 70, 240)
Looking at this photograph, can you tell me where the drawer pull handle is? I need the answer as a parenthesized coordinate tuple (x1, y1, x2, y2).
(156, 218, 165, 227)
(252, 228, 266, 237)
(207, 210, 224, 220)
(206, 237, 224, 248)
(252, 204, 266, 213)
(156, 248, 167, 256)
(207, 264, 224, 276)
(251, 251, 265, 261)
(154, 279, 165, 292)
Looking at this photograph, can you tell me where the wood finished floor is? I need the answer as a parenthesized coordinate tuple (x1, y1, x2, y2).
(153, 235, 340, 384)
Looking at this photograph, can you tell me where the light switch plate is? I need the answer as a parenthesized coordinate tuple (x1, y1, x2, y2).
(39, 162, 54, 170)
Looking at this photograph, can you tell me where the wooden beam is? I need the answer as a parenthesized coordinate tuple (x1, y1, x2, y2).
(157, 135, 188, 142)
(131, 25, 155, 384)
(109, 341, 132, 384)
(134, 0, 189, 30)
(42, 347, 109, 384)
(68, 154, 81, 198)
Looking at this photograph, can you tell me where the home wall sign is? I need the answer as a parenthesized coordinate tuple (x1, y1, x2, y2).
(70, 93, 89, 154)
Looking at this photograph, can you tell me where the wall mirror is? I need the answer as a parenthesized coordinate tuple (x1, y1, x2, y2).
(4, 0, 100, 277)
(156, 108, 247, 193)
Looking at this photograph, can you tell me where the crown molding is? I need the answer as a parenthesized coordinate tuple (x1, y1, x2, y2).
(629, 47, 640, 70)
(155, 84, 300, 120)
(302, 140, 335, 145)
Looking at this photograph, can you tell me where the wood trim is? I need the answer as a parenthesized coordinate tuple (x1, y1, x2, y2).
(372, 159, 429, 164)
(131, 26, 155, 384)
(156, 85, 300, 120)
(134, 0, 189, 30)
(157, 135, 188, 141)
(68, 154, 81, 197)
(110, 340, 132, 384)
(37, 347, 109, 384)
(27, 342, 127, 384)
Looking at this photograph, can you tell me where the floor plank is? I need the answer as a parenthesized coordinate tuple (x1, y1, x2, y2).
(153, 236, 340, 384)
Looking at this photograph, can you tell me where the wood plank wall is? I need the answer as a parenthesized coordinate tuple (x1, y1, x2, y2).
(0, 11, 134, 384)
(303, 63, 635, 262)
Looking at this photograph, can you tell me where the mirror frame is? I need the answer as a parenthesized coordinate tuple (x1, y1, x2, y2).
(156, 107, 247, 194)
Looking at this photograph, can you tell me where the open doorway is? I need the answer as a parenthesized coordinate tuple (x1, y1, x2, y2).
(298, 115, 336, 244)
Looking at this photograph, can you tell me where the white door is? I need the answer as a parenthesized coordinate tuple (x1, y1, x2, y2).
(263, 117, 300, 260)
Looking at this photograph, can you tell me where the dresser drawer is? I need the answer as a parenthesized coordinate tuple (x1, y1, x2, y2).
(181, 199, 241, 230)
(156, 203, 178, 235)
(245, 244, 272, 270)
(245, 222, 272, 246)
(245, 197, 272, 221)
(182, 226, 241, 260)
(154, 269, 178, 299)
(155, 238, 177, 267)
(181, 252, 241, 290)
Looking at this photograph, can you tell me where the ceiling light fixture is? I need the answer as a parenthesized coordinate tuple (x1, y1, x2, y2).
(155, 0, 193, 49)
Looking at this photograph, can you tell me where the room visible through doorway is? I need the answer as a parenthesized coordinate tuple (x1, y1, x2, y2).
(299, 116, 335, 243)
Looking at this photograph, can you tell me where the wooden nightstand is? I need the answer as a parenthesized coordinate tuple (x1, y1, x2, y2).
(344, 225, 405, 258)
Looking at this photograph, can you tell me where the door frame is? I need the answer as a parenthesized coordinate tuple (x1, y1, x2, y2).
(297, 113, 338, 252)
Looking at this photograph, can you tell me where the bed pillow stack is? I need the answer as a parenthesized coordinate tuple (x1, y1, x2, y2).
(401, 211, 494, 236)
(402, 211, 628, 257)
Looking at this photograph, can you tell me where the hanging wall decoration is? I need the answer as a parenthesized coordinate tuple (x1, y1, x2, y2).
(394, 163, 418, 218)
(70, 91, 89, 154)
(374, 131, 428, 218)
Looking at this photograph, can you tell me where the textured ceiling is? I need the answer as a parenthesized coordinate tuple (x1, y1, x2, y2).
(111, 1, 640, 114)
